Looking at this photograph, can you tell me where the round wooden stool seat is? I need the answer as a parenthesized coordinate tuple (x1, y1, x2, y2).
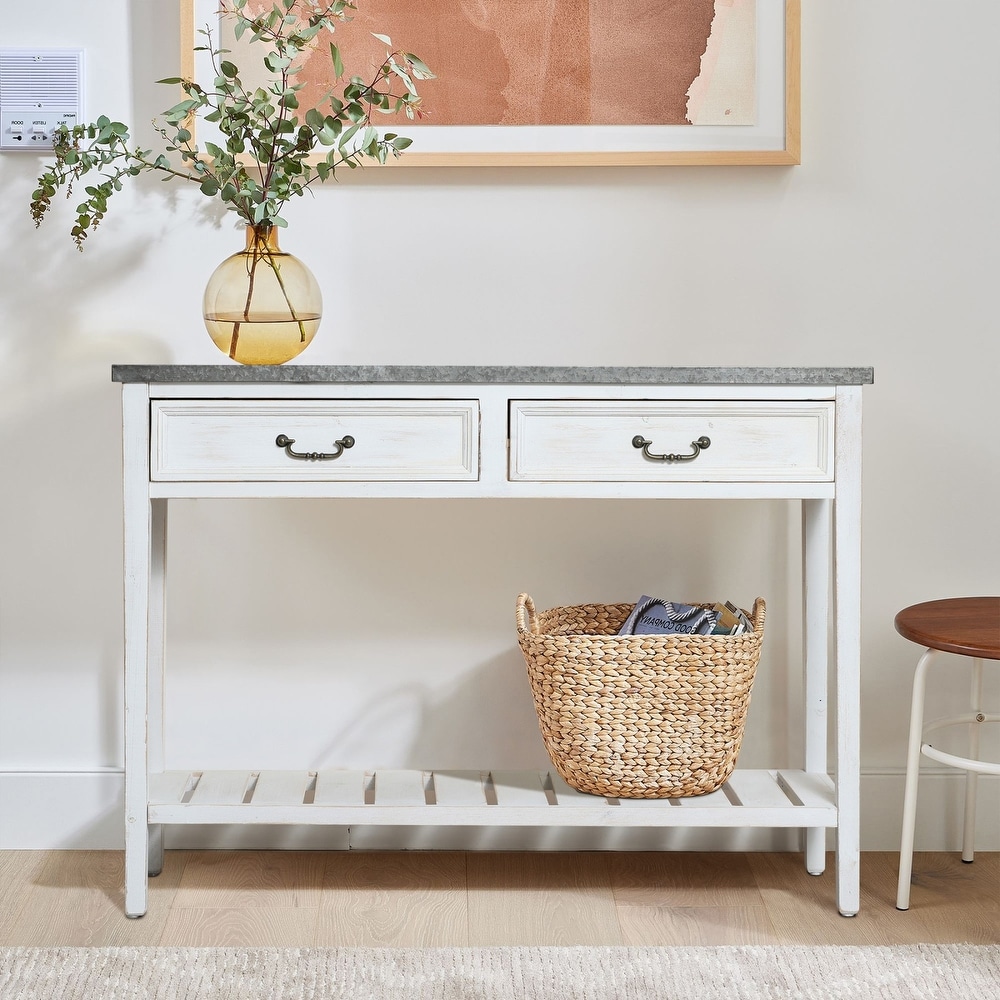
(894, 597, 1000, 660)
(894, 595, 1000, 910)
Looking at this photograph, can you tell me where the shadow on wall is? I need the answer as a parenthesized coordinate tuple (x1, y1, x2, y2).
(0, 0, 231, 384)
(158, 497, 799, 773)
(0, 142, 239, 386)
(312, 649, 551, 771)
(0, 378, 130, 769)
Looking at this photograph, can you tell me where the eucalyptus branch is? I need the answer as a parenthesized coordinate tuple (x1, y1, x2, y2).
(30, 121, 208, 248)
(204, 36, 261, 181)
(29, 0, 434, 247)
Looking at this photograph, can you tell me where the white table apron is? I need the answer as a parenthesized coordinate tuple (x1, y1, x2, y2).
(115, 365, 870, 919)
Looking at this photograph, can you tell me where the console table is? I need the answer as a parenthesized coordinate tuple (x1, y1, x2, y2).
(113, 364, 872, 918)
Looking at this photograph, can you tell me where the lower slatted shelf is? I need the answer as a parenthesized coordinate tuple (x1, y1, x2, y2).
(147, 768, 837, 828)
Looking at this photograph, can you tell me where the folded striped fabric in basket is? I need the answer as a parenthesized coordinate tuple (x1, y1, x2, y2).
(617, 596, 752, 636)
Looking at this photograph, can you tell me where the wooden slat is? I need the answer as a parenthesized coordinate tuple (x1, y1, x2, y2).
(674, 787, 732, 808)
(548, 773, 609, 807)
(490, 770, 549, 807)
(372, 769, 426, 806)
(251, 771, 312, 806)
(313, 770, 367, 806)
(186, 771, 253, 806)
(432, 770, 487, 806)
(611, 796, 679, 810)
(778, 770, 837, 810)
(612, 787, 729, 810)
(149, 771, 195, 805)
(725, 771, 797, 809)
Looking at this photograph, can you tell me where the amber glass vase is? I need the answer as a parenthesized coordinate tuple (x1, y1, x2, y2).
(203, 225, 322, 365)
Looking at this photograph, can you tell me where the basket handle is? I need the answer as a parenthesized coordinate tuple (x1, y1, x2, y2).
(750, 597, 766, 632)
(515, 593, 538, 635)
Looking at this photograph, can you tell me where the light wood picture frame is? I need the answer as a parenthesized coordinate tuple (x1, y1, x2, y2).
(181, 0, 799, 167)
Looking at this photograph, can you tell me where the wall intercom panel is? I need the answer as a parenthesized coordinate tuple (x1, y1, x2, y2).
(0, 48, 84, 150)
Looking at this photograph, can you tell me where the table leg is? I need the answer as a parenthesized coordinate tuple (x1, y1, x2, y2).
(802, 497, 831, 876)
(146, 498, 167, 878)
(833, 386, 862, 917)
(123, 384, 151, 918)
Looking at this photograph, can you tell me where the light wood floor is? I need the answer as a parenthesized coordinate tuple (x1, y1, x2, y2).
(0, 851, 996, 948)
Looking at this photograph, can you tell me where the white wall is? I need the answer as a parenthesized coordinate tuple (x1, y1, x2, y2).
(1, 1, 997, 851)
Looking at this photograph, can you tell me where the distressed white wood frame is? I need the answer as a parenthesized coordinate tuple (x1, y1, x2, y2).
(119, 373, 866, 922)
(180, 0, 801, 166)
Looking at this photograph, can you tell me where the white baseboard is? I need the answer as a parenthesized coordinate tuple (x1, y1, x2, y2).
(2, 770, 996, 852)
(0, 772, 124, 849)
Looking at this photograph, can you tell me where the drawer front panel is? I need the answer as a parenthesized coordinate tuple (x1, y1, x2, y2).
(152, 401, 479, 481)
(509, 401, 834, 482)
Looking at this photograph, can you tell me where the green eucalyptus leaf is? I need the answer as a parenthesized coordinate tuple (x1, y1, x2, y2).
(330, 43, 344, 78)
(388, 59, 416, 96)
(264, 53, 293, 72)
(404, 53, 435, 80)
(339, 121, 361, 148)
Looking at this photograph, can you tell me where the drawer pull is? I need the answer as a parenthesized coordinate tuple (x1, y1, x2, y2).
(275, 433, 355, 461)
(632, 434, 711, 463)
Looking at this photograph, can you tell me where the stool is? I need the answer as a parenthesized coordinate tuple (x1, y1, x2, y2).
(895, 596, 1000, 910)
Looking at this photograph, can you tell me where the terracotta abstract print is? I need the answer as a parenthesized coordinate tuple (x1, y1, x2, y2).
(233, 0, 756, 127)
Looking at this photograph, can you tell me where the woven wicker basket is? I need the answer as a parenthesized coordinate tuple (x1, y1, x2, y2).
(516, 594, 766, 799)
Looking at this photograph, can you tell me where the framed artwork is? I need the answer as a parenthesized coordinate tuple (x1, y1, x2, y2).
(181, 0, 799, 166)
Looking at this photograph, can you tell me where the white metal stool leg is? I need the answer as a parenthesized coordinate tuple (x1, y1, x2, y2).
(961, 658, 984, 863)
(896, 648, 935, 911)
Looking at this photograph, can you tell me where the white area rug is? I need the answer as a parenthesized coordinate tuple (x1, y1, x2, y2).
(1, 945, 997, 999)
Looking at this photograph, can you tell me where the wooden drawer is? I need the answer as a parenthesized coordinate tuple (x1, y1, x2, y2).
(151, 400, 479, 481)
(509, 401, 834, 482)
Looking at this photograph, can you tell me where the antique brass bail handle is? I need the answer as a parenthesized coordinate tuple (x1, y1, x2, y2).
(632, 434, 711, 462)
(275, 433, 355, 461)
